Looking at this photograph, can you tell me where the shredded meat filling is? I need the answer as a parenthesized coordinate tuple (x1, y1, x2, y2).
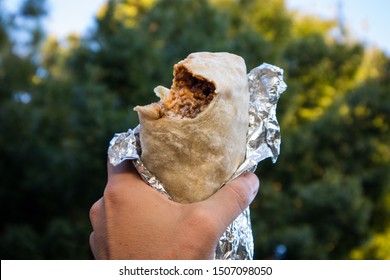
(160, 66, 216, 118)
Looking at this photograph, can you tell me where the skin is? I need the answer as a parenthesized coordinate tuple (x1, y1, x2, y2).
(89, 160, 259, 260)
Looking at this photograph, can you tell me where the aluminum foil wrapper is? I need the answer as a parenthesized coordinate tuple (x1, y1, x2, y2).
(108, 63, 287, 260)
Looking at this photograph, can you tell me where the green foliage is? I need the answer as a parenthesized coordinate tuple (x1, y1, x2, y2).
(0, 0, 389, 259)
(252, 175, 372, 259)
(20, 0, 48, 17)
(351, 228, 390, 260)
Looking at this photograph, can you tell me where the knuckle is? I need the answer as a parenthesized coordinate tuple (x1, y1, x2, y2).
(89, 232, 95, 248)
(103, 182, 121, 203)
(89, 201, 100, 223)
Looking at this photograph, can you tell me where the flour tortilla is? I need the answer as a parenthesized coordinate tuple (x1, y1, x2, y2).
(134, 52, 249, 203)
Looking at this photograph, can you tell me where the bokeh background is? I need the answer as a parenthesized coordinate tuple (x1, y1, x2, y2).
(1, 0, 389, 260)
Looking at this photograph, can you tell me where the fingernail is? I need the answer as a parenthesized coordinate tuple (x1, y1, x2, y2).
(244, 172, 260, 200)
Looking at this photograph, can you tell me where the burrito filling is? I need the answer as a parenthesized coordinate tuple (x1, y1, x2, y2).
(159, 66, 216, 118)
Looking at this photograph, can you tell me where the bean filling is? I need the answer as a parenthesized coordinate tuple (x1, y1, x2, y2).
(160, 66, 216, 118)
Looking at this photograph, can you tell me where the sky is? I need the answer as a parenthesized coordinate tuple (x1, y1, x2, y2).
(286, 0, 390, 54)
(3, 0, 390, 55)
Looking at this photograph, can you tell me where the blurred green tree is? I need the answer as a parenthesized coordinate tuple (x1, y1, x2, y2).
(0, 0, 131, 259)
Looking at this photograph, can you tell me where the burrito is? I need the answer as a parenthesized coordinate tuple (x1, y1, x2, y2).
(134, 52, 249, 203)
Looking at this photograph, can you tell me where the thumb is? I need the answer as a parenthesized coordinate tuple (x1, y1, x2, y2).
(202, 172, 259, 231)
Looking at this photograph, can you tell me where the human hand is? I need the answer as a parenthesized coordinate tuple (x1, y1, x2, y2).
(89, 160, 259, 259)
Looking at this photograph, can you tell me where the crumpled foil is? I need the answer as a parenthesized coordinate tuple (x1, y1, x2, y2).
(107, 62, 287, 260)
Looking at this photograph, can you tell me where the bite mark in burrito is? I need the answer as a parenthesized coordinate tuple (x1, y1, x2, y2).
(159, 66, 217, 119)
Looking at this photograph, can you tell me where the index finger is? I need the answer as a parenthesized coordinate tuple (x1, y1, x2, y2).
(106, 160, 142, 186)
